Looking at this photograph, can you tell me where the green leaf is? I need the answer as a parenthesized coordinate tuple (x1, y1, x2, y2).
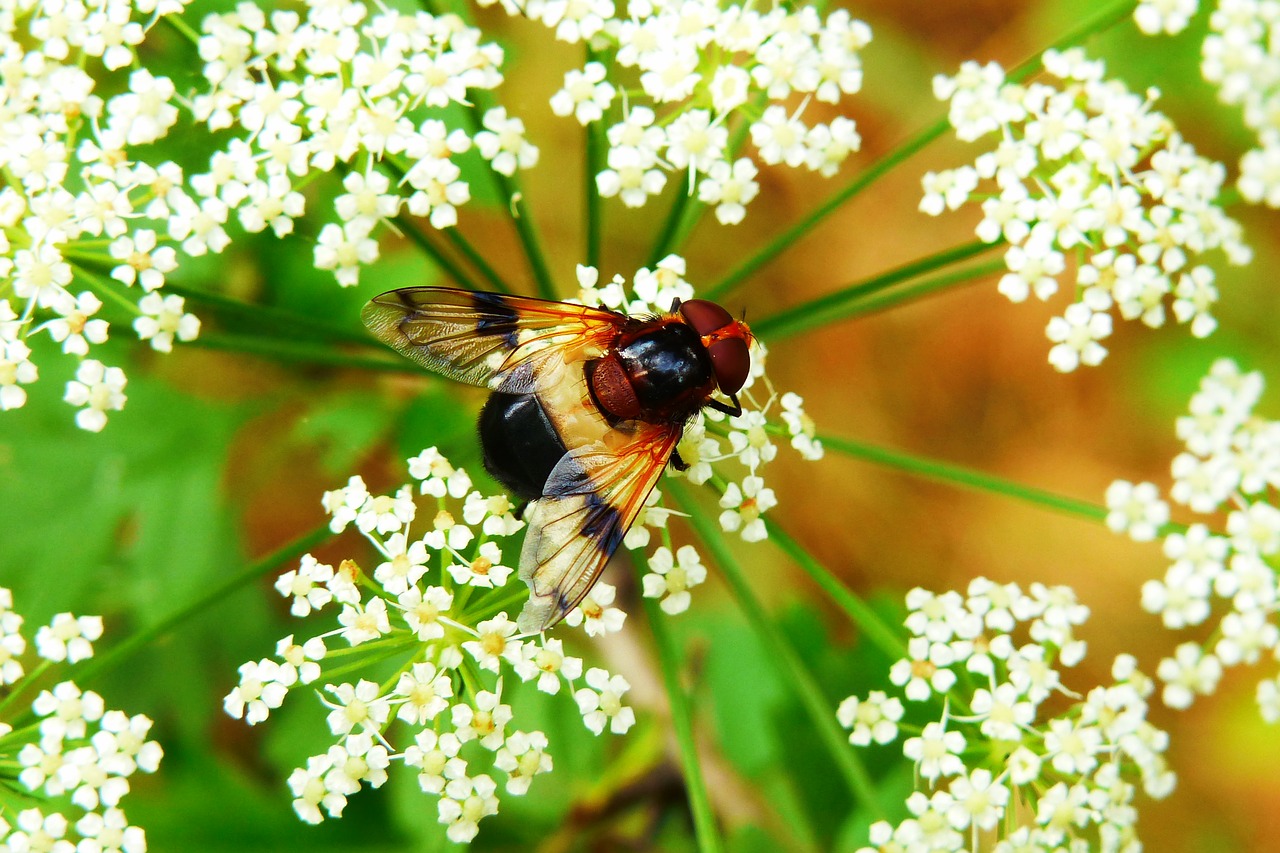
(391, 385, 491, 482)
(0, 342, 249, 626)
(697, 614, 786, 775)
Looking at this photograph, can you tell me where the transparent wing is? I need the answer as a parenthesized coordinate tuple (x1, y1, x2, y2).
(516, 424, 682, 633)
(361, 287, 627, 393)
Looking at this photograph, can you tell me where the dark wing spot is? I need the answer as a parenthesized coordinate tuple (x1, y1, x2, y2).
(581, 492, 625, 557)
(394, 291, 427, 338)
(472, 291, 520, 347)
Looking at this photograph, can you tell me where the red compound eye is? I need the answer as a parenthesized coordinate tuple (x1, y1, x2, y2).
(707, 336, 751, 394)
(679, 299, 752, 395)
(679, 299, 733, 337)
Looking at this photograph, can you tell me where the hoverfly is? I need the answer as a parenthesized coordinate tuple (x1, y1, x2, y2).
(362, 287, 753, 633)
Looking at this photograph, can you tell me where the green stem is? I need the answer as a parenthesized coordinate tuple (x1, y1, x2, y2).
(642, 592, 724, 853)
(705, 0, 1136, 301)
(585, 48, 604, 271)
(819, 258, 1005, 329)
(1008, 0, 1139, 84)
(762, 521, 907, 662)
(818, 434, 1108, 523)
(322, 633, 420, 660)
(189, 331, 415, 373)
(439, 226, 513, 294)
(459, 586, 527, 625)
(0, 661, 52, 721)
(72, 264, 143, 317)
(505, 184, 558, 300)
(667, 480, 883, 817)
(750, 241, 1002, 341)
(321, 640, 425, 684)
(647, 182, 696, 269)
(162, 10, 201, 46)
(649, 94, 763, 266)
(78, 526, 332, 684)
(689, 460, 904, 661)
(706, 117, 950, 300)
(378, 154, 511, 294)
(161, 282, 372, 346)
(663, 190, 709, 267)
(408, 0, 557, 302)
(392, 212, 484, 294)
(0, 720, 42, 747)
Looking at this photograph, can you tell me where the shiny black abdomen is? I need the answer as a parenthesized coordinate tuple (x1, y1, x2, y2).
(478, 391, 567, 501)
(617, 322, 715, 420)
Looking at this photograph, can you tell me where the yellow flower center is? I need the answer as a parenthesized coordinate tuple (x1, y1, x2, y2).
(481, 632, 506, 656)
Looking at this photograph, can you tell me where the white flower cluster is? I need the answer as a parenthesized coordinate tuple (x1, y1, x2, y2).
(1, 0, 202, 431)
(1134, 0, 1200, 35)
(572, 257, 821, 613)
(190, 2, 535, 287)
(225, 449, 637, 844)
(0, 588, 163, 852)
(1109, 360, 1280, 719)
(924, 48, 1251, 372)
(1200, 0, 1280, 207)
(497, 0, 869, 225)
(846, 578, 1174, 852)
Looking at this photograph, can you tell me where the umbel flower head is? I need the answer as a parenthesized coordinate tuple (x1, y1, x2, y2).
(228, 451, 596, 841)
(924, 47, 1251, 372)
(1196, 1, 1280, 208)
(844, 578, 1173, 851)
(0, 588, 164, 851)
(1105, 359, 1280, 720)
(189, 1, 532, 287)
(0, 1, 200, 431)
(231, 448, 647, 842)
(493, 0, 871, 224)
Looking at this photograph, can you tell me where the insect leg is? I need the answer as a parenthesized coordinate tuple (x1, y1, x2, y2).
(706, 392, 742, 418)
